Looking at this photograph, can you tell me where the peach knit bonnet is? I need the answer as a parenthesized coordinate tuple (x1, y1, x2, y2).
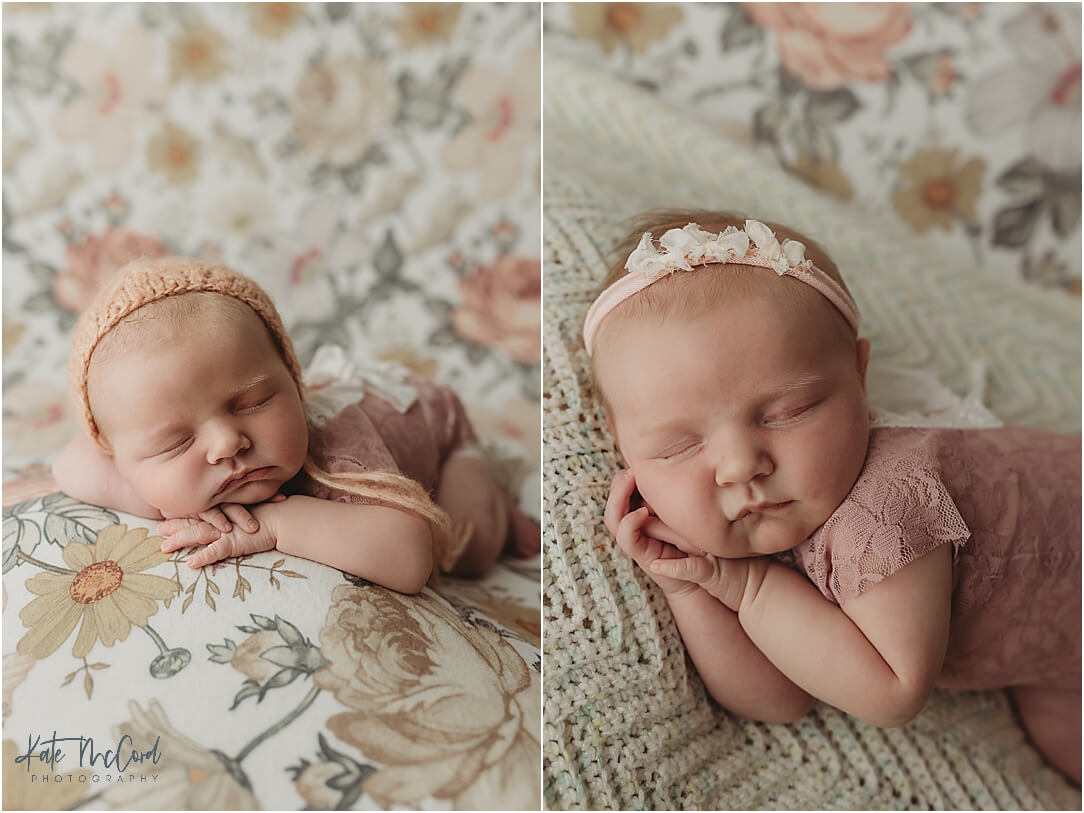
(68, 256, 303, 447)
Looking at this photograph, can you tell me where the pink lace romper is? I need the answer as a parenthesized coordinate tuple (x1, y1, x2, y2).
(788, 426, 1081, 691)
(286, 374, 479, 503)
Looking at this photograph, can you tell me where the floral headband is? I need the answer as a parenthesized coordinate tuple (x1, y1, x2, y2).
(582, 220, 860, 356)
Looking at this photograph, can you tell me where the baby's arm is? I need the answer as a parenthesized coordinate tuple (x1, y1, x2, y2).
(165, 494, 434, 594)
(52, 433, 164, 519)
(653, 545, 952, 727)
(436, 453, 508, 576)
(607, 470, 814, 723)
(666, 587, 816, 723)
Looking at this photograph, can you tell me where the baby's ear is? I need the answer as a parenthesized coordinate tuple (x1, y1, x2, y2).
(855, 337, 871, 385)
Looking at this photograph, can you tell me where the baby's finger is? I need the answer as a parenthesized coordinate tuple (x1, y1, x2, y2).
(614, 506, 652, 560)
(221, 503, 259, 533)
(649, 555, 718, 584)
(156, 518, 195, 537)
(198, 508, 232, 533)
(186, 537, 232, 569)
(160, 523, 221, 553)
(603, 469, 637, 535)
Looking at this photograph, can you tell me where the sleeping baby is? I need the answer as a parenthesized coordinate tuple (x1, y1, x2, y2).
(587, 211, 1081, 784)
(53, 256, 539, 593)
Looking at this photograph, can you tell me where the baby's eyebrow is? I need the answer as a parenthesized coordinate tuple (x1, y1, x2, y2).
(769, 374, 828, 394)
(231, 374, 272, 395)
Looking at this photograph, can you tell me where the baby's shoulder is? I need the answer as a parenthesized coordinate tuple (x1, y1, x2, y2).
(794, 427, 968, 604)
(835, 427, 968, 542)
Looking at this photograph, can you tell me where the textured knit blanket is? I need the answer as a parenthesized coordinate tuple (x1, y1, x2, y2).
(541, 52, 1080, 811)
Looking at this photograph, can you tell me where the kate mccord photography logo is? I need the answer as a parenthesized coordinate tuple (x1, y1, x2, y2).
(12, 730, 162, 784)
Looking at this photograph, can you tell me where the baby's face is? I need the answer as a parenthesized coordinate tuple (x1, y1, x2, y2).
(88, 305, 309, 516)
(598, 287, 871, 558)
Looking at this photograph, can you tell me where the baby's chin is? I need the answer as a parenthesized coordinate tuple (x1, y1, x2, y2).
(713, 519, 812, 558)
(211, 478, 284, 509)
(163, 479, 284, 516)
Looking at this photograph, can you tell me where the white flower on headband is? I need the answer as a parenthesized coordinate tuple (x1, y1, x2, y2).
(781, 238, 806, 267)
(624, 219, 811, 279)
(745, 219, 780, 262)
(584, 218, 859, 355)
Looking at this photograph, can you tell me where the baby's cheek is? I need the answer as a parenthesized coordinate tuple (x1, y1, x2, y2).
(136, 462, 201, 515)
(636, 478, 695, 536)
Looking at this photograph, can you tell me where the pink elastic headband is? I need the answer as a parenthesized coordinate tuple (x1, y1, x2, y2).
(582, 220, 860, 356)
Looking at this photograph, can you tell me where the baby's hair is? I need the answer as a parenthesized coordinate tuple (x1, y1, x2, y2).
(588, 209, 857, 408)
(86, 287, 460, 577)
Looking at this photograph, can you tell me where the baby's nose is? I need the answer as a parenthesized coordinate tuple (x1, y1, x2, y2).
(207, 422, 251, 463)
(714, 438, 772, 487)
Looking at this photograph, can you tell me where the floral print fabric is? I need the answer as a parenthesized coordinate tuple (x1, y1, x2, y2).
(3, 4, 539, 810)
(545, 2, 1081, 293)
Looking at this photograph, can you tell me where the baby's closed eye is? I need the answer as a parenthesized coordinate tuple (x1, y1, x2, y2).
(762, 399, 821, 426)
(654, 438, 702, 460)
(234, 393, 275, 413)
(147, 435, 194, 459)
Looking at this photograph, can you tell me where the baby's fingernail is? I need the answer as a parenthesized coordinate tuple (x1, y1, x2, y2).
(247, 521, 258, 532)
(222, 522, 232, 532)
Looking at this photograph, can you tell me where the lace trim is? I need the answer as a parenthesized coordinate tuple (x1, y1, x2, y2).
(796, 430, 971, 605)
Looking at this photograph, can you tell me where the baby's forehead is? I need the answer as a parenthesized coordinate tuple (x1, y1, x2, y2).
(93, 292, 266, 361)
(593, 274, 852, 406)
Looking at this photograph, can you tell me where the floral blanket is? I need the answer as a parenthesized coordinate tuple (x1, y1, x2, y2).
(544, 2, 1081, 294)
(3, 4, 540, 810)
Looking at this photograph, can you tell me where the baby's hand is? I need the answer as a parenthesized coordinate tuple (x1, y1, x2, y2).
(604, 468, 699, 598)
(649, 555, 769, 612)
(158, 496, 285, 569)
(160, 503, 261, 537)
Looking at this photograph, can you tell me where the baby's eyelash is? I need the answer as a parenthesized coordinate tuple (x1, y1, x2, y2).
(157, 436, 193, 457)
(236, 394, 274, 413)
(763, 400, 819, 424)
(658, 440, 701, 460)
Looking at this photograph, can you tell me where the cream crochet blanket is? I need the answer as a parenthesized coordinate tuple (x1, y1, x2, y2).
(541, 54, 1081, 810)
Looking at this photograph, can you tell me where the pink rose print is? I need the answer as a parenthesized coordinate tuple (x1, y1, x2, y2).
(452, 255, 540, 363)
(745, 3, 912, 90)
(53, 228, 166, 313)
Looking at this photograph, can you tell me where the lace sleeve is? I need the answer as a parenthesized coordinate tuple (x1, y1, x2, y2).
(794, 429, 970, 606)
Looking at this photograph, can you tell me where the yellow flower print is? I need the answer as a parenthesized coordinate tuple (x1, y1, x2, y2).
(147, 122, 201, 186)
(570, 3, 684, 54)
(17, 525, 179, 660)
(170, 23, 227, 84)
(893, 146, 986, 233)
(251, 3, 303, 39)
(396, 3, 463, 48)
(3, 312, 26, 359)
